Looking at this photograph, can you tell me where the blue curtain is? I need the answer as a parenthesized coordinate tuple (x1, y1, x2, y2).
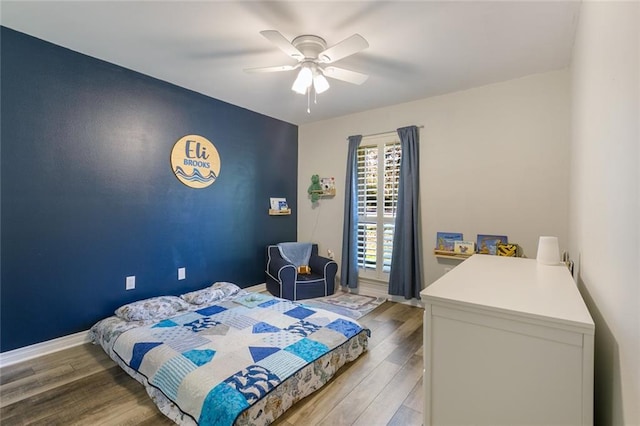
(389, 126, 423, 299)
(340, 135, 362, 289)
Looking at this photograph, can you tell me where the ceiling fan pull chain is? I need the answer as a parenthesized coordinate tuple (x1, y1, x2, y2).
(307, 89, 311, 114)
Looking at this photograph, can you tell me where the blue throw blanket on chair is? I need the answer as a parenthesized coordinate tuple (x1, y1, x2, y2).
(277, 242, 312, 267)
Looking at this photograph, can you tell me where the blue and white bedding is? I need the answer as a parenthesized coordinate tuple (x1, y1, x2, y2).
(91, 289, 369, 426)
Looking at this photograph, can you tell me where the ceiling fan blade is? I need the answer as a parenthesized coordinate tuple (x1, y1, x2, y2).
(244, 64, 299, 73)
(323, 66, 369, 85)
(260, 30, 304, 59)
(318, 34, 369, 63)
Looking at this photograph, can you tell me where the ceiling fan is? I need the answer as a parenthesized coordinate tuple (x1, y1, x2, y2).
(245, 30, 369, 110)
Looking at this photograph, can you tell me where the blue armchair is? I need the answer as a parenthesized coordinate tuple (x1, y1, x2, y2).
(265, 244, 338, 301)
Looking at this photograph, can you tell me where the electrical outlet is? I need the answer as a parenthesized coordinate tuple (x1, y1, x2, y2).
(126, 275, 135, 290)
(178, 267, 186, 280)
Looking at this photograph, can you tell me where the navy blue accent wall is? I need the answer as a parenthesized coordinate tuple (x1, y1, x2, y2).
(1, 27, 298, 352)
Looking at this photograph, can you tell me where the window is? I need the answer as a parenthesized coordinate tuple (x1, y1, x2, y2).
(356, 134, 402, 281)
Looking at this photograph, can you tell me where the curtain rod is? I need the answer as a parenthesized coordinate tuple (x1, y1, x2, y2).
(358, 125, 424, 139)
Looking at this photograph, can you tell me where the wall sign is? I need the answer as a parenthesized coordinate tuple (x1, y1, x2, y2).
(170, 134, 221, 188)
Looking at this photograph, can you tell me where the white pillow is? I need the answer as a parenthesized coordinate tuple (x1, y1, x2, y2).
(114, 296, 190, 322)
(180, 282, 242, 305)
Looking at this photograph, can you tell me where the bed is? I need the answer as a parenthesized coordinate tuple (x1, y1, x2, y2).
(89, 282, 370, 425)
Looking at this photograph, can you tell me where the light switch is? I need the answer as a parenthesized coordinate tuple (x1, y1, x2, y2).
(178, 267, 186, 280)
(126, 275, 135, 290)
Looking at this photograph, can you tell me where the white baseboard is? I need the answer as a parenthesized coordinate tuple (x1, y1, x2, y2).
(0, 330, 91, 368)
(349, 280, 389, 299)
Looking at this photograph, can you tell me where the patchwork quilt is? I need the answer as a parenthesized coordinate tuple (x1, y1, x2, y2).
(112, 292, 369, 425)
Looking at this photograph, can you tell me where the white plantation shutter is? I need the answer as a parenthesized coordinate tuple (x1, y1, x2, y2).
(356, 222, 377, 271)
(356, 137, 401, 280)
(383, 143, 401, 218)
(357, 146, 378, 218)
(382, 223, 394, 273)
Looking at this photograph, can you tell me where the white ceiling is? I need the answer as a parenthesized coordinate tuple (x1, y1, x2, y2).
(1, 1, 580, 125)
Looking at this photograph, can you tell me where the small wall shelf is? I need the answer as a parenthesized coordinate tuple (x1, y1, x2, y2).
(269, 208, 291, 216)
(309, 188, 336, 197)
(434, 249, 473, 260)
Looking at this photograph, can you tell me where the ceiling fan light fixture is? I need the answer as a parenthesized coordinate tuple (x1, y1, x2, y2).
(291, 65, 313, 94)
(251, 30, 369, 106)
(313, 73, 330, 94)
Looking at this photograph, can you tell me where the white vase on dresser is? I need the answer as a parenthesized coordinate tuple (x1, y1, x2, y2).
(420, 255, 594, 425)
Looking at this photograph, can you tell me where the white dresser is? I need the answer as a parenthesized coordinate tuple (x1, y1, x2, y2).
(420, 255, 594, 426)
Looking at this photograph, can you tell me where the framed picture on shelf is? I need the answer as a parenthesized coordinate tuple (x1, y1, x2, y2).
(476, 234, 508, 255)
(454, 241, 475, 255)
(320, 177, 335, 191)
(269, 197, 288, 211)
(436, 232, 463, 252)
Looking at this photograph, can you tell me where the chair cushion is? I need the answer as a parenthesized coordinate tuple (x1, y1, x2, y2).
(296, 273, 325, 282)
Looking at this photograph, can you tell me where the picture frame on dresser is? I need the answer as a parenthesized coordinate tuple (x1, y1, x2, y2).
(476, 234, 508, 255)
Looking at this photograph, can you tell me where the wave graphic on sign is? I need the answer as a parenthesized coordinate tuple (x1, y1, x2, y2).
(174, 166, 218, 183)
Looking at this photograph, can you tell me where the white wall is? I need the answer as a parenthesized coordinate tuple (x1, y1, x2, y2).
(570, 2, 639, 424)
(298, 70, 570, 287)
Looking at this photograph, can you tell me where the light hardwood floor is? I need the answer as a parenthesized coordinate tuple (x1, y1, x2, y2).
(0, 302, 424, 425)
